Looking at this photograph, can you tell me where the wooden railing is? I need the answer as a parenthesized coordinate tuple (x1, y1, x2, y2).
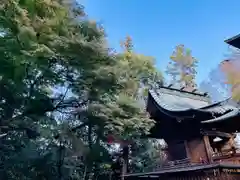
(212, 151, 234, 158)
(142, 158, 204, 172)
(211, 150, 240, 161)
(131, 151, 240, 174)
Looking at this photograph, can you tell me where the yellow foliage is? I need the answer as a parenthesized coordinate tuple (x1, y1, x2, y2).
(223, 60, 240, 102)
(169, 44, 197, 87)
(232, 89, 240, 102)
(121, 35, 133, 57)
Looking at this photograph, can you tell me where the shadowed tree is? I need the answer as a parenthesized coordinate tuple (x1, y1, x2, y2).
(0, 1, 165, 179)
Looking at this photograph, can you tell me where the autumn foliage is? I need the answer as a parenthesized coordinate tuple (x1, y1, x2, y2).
(166, 44, 198, 88)
(120, 36, 133, 59)
(220, 59, 240, 102)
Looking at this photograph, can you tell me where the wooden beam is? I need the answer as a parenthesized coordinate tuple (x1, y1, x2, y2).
(201, 130, 232, 139)
(203, 135, 213, 163)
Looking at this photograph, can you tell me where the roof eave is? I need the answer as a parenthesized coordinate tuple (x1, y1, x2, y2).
(202, 110, 240, 124)
(225, 34, 240, 49)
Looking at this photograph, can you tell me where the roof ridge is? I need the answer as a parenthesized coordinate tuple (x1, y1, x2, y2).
(157, 87, 210, 103)
(160, 85, 209, 98)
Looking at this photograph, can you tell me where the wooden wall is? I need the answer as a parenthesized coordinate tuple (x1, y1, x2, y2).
(185, 136, 210, 163)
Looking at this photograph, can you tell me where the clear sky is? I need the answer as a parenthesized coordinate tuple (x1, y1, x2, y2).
(81, 0, 240, 85)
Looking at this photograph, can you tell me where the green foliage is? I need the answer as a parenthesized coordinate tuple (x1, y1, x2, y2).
(117, 36, 163, 97)
(130, 139, 166, 173)
(0, 0, 164, 180)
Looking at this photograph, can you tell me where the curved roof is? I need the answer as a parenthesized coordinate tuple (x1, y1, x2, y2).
(202, 110, 240, 123)
(149, 89, 209, 112)
(147, 86, 240, 123)
(225, 33, 240, 49)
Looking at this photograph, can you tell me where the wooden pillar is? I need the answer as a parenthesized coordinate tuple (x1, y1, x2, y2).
(121, 145, 129, 180)
(203, 136, 213, 163)
(184, 140, 191, 160)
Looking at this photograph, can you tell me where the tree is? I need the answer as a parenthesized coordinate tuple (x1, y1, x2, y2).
(199, 65, 230, 102)
(0, 0, 164, 179)
(118, 36, 163, 97)
(130, 139, 166, 173)
(166, 44, 198, 88)
(109, 36, 165, 174)
(0, 0, 114, 179)
(220, 59, 240, 102)
(200, 51, 240, 103)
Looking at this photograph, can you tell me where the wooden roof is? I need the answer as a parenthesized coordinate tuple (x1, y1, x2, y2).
(149, 88, 209, 111)
(147, 86, 240, 125)
(225, 34, 240, 49)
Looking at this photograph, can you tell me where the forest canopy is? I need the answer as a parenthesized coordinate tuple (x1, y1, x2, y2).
(0, 0, 163, 179)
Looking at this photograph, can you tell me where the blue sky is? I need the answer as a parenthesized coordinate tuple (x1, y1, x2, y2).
(81, 0, 240, 85)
